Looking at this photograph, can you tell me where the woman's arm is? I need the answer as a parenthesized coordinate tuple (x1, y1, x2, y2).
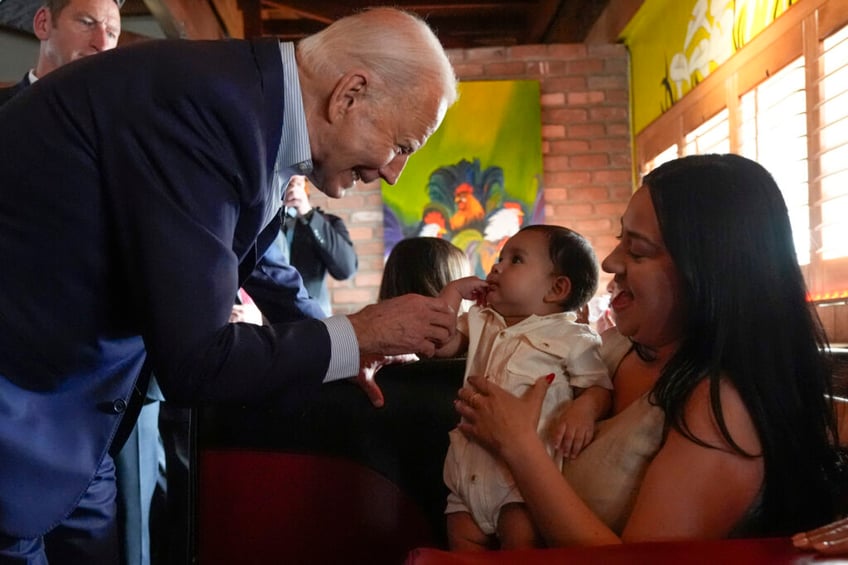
(458, 375, 621, 546)
(457, 375, 764, 546)
(621, 379, 763, 540)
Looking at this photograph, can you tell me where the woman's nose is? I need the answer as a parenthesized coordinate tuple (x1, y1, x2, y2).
(600, 244, 623, 275)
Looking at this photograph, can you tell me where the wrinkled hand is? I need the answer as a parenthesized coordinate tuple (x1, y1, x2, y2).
(229, 302, 264, 325)
(352, 353, 419, 408)
(348, 294, 455, 358)
(548, 401, 596, 459)
(455, 374, 554, 460)
(793, 517, 848, 555)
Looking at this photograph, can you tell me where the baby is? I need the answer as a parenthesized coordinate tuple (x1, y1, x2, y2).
(434, 224, 612, 550)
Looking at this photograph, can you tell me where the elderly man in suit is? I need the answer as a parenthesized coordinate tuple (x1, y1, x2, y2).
(0, 6, 458, 564)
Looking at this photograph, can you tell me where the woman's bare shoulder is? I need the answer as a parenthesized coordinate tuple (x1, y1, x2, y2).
(681, 377, 761, 455)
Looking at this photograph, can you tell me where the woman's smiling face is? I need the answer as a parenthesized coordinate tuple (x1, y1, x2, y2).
(601, 186, 686, 349)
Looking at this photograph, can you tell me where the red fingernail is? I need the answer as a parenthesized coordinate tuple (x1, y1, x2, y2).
(545, 373, 555, 384)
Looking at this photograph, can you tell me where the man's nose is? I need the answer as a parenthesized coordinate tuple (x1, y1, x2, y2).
(379, 154, 409, 185)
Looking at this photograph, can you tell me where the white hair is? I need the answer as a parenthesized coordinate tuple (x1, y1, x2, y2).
(297, 7, 458, 108)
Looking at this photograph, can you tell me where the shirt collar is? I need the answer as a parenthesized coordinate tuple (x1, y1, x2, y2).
(276, 41, 312, 180)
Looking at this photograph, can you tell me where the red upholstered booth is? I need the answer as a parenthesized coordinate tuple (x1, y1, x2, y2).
(198, 450, 434, 565)
(193, 358, 465, 564)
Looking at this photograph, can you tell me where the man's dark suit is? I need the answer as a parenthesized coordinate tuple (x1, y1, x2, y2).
(0, 74, 30, 105)
(0, 38, 331, 539)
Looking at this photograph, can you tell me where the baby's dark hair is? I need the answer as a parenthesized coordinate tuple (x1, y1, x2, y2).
(519, 224, 599, 312)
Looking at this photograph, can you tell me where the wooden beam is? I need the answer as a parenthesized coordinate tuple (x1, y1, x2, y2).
(142, 0, 225, 39)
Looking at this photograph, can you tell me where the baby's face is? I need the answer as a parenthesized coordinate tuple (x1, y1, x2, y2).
(486, 229, 560, 319)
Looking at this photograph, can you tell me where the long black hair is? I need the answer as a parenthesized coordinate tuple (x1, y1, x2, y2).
(646, 154, 843, 535)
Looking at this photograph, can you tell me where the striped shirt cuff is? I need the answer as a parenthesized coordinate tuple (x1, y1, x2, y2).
(321, 315, 360, 382)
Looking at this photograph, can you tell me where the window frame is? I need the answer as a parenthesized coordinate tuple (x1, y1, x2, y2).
(634, 0, 848, 300)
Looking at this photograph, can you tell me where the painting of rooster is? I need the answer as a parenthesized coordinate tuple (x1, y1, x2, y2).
(382, 80, 543, 278)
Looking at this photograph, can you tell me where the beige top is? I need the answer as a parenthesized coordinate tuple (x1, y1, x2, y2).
(561, 329, 666, 534)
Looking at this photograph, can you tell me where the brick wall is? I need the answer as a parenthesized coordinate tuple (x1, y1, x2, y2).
(310, 43, 633, 315)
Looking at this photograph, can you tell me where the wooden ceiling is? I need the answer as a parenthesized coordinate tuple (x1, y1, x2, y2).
(233, 0, 616, 48)
(0, 0, 630, 48)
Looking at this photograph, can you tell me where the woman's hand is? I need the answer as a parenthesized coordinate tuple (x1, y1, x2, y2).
(793, 517, 848, 555)
(455, 373, 555, 461)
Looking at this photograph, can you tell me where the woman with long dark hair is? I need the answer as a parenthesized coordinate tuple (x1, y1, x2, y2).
(455, 154, 844, 545)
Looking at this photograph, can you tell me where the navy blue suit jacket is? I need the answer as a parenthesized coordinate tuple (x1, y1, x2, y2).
(0, 74, 30, 106)
(0, 39, 332, 537)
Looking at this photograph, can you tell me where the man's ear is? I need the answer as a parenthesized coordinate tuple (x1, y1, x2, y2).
(33, 7, 51, 41)
(327, 71, 368, 123)
(545, 275, 572, 304)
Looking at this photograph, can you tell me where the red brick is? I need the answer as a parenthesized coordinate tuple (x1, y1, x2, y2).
(592, 170, 632, 184)
(542, 76, 588, 93)
(589, 138, 631, 151)
(589, 106, 629, 121)
(454, 63, 485, 77)
(588, 75, 628, 90)
(348, 226, 373, 240)
(355, 240, 384, 256)
(606, 89, 629, 103)
(544, 155, 571, 171)
(542, 124, 566, 138)
(610, 184, 637, 201)
(545, 171, 592, 186)
(547, 44, 588, 59)
(568, 186, 610, 201)
(607, 123, 630, 136)
(568, 91, 606, 105)
(587, 44, 626, 57)
(604, 58, 629, 75)
(334, 287, 375, 304)
(571, 217, 615, 234)
(549, 139, 591, 153)
(545, 107, 589, 123)
(354, 272, 383, 288)
(556, 203, 595, 217)
(610, 151, 632, 168)
(596, 201, 629, 216)
(466, 46, 507, 60)
(567, 123, 606, 138)
(542, 187, 568, 202)
(592, 233, 622, 252)
(567, 59, 606, 75)
(509, 44, 549, 59)
(526, 60, 570, 77)
(540, 92, 566, 106)
(571, 154, 610, 169)
(485, 61, 529, 77)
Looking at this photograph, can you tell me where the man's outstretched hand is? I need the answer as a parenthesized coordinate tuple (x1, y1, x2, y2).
(348, 294, 456, 358)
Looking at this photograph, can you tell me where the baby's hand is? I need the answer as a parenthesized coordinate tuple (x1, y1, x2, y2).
(549, 402, 597, 459)
(447, 276, 490, 303)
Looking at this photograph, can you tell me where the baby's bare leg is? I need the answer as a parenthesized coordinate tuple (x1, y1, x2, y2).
(496, 503, 542, 549)
(446, 511, 491, 551)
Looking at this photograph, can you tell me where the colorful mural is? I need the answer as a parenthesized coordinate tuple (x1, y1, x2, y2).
(381, 80, 543, 278)
(622, 0, 800, 134)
